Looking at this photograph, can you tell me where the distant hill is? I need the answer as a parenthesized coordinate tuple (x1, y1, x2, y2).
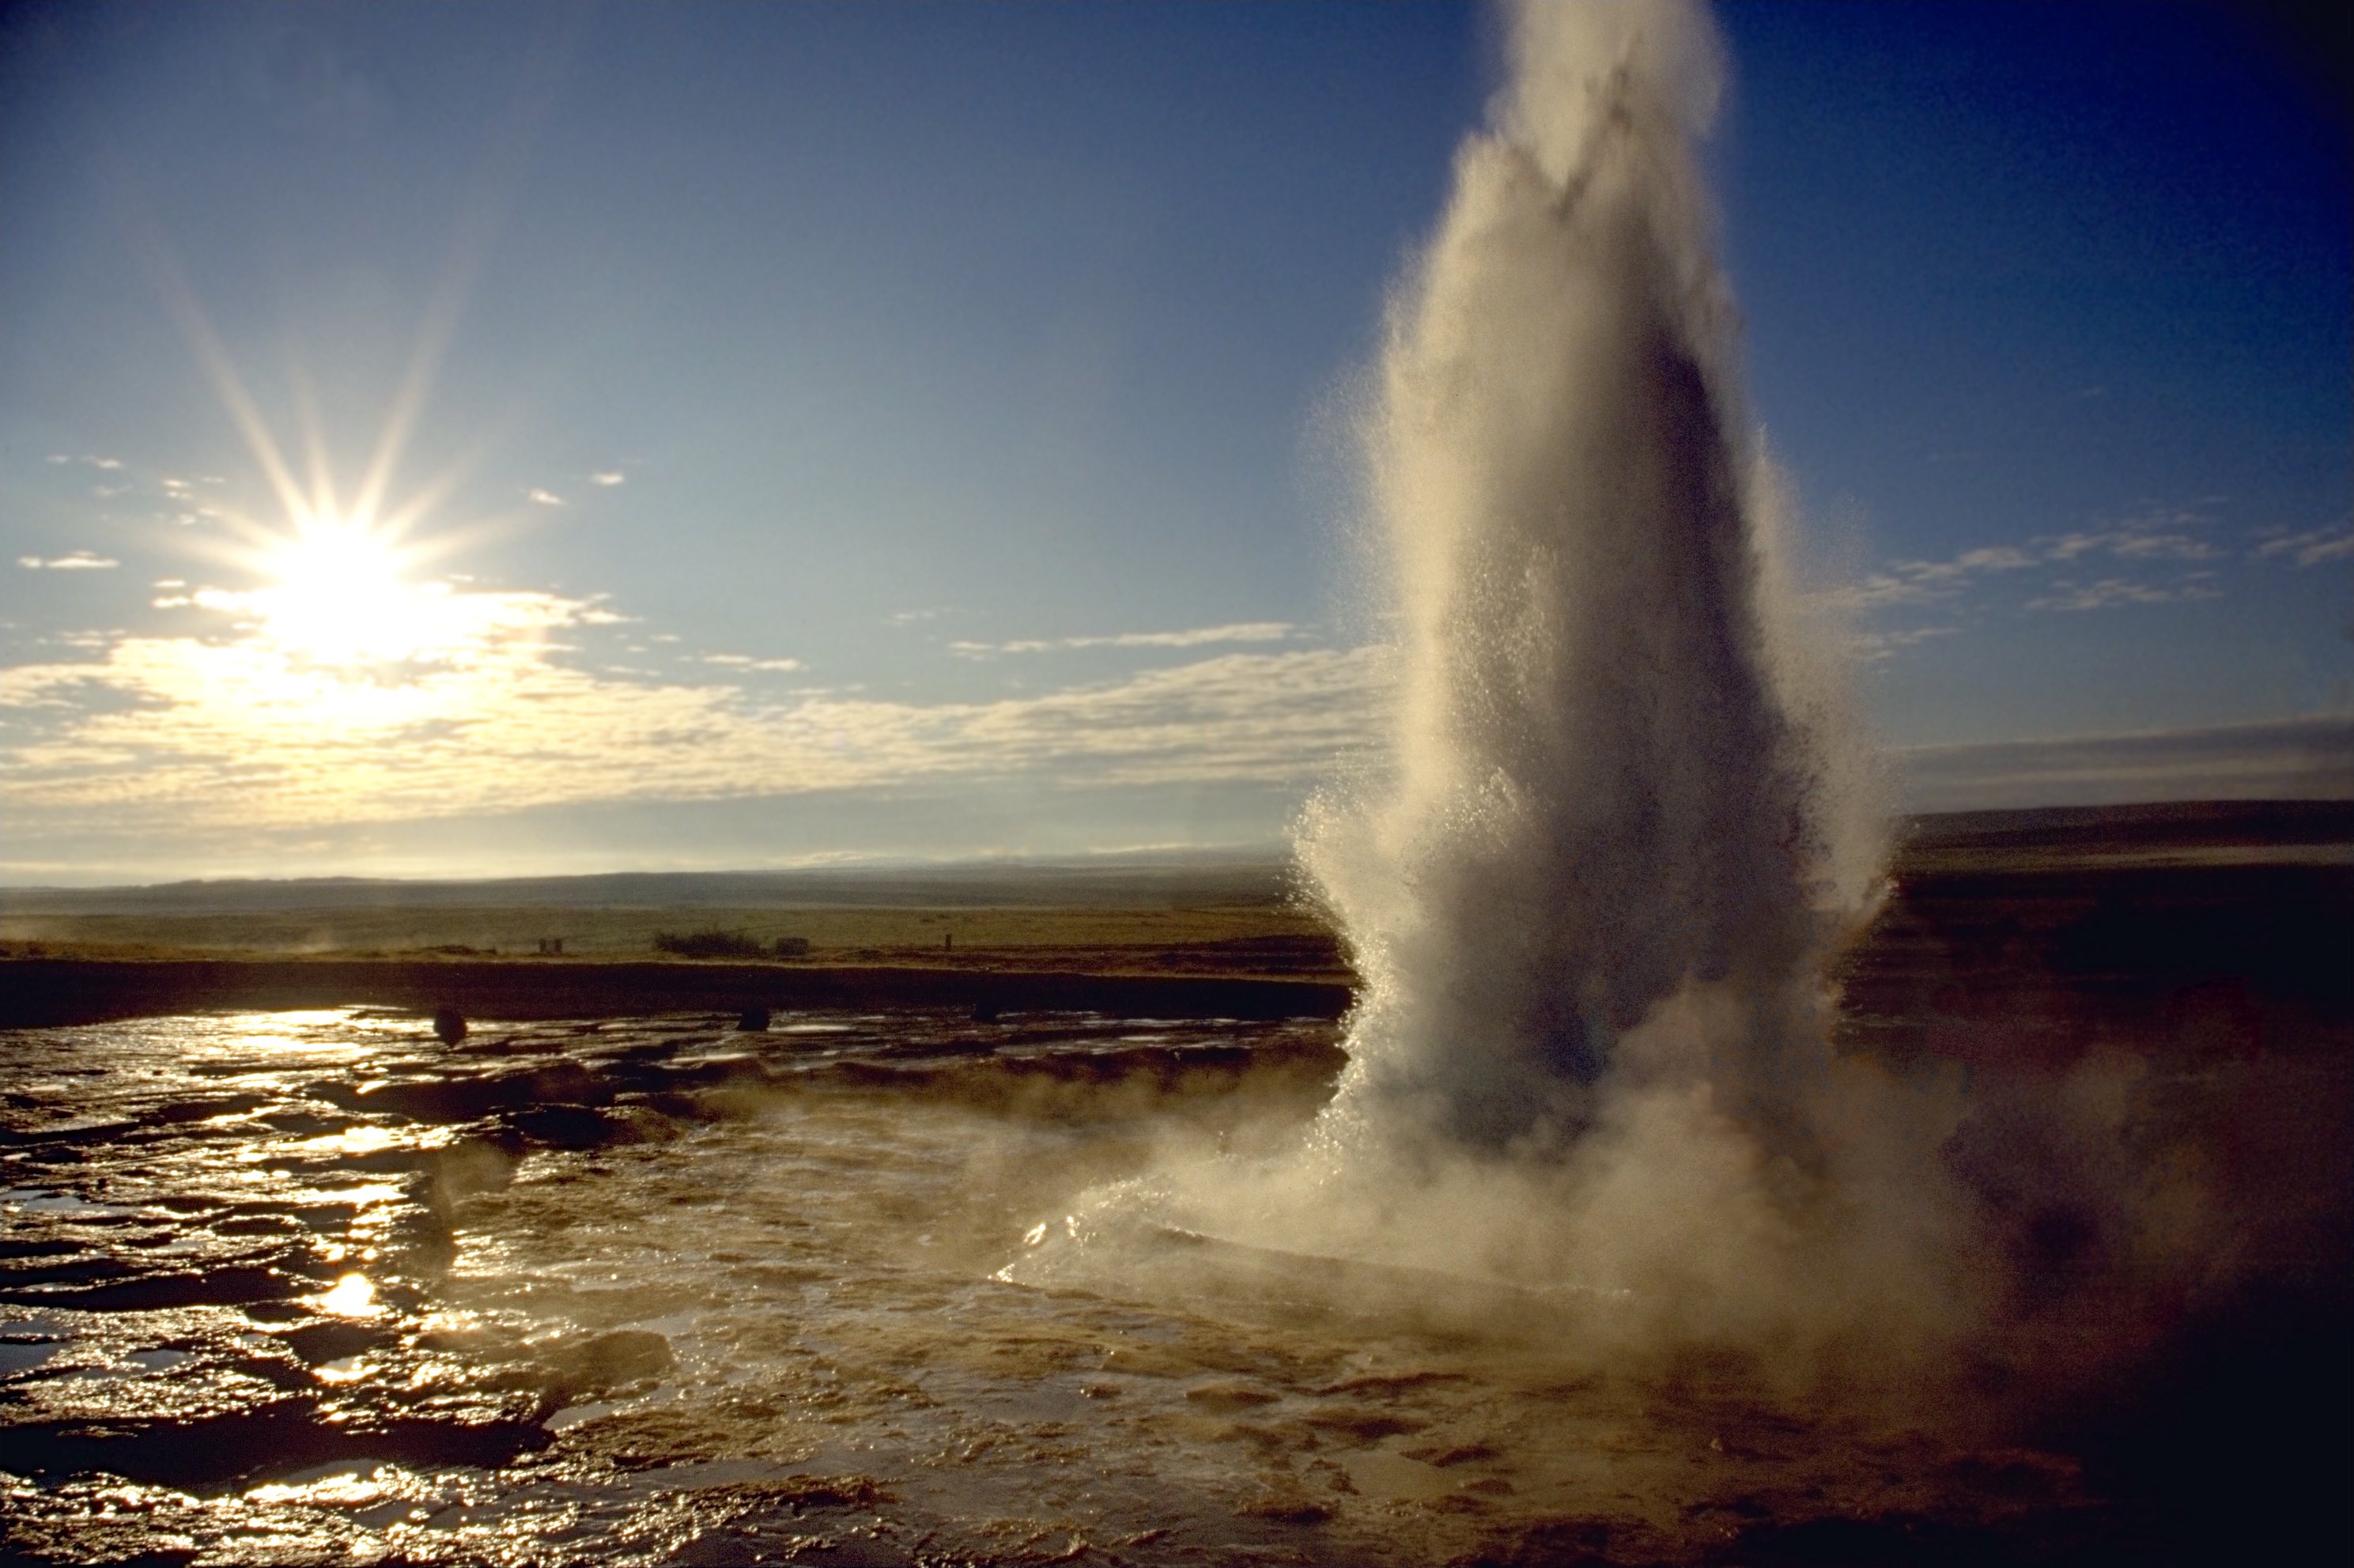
(1899, 798, 2354, 854)
(6, 800, 2347, 918)
(0, 852, 1302, 916)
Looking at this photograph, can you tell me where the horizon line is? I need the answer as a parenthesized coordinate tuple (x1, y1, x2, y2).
(4, 797, 2348, 896)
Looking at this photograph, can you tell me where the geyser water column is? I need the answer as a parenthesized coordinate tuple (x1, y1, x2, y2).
(1300, 0, 1881, 1154)
(1013, 0, 1946, 1366)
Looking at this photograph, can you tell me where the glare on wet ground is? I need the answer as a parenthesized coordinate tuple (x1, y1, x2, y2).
(2, 1007, 2107, 1565)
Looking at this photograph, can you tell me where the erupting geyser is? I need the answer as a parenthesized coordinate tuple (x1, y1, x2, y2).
(1022, 0, 1953, 1360)
(1302, 0, 1881, 1157)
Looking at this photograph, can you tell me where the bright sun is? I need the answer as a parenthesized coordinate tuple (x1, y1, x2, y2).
(252, 514, 445, 667)
(168, 296, 525, 678)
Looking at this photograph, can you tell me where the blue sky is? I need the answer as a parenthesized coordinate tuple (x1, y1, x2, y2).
(2, 2, 2346, 882)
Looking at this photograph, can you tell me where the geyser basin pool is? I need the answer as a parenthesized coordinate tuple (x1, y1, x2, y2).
(2, 977, 2344, 1565)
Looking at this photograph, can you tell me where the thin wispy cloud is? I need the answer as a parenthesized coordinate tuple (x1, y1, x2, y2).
(1824, 501, 2259, 647)
(2255, 525, 2354, 568)
(2026, 576, 2223, 613)
(527, 487, 565, 506)
(2111, 533, 2219, 561)
(1818, 572, 1937, 613)
(0, 603, 1383, 837)
(17, 552, 120, 571)
(1819, 547, 2038, 613)
(13, 593, 2332, 843)
(1849, 625, 1958, 663)
(950, 622, 1298, 659)
(702, 653, 805, 672)
(1899, 545, 2038, 583)
(2041, 529, 2217, 564)
(1900, 714, 2354, 812)
(589, 470, 627, 487)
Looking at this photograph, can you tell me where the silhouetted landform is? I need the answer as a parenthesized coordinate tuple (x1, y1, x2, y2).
(1838, 860, 2349, 1060)
(4, 802, 2345, 920)
(0, 850, 1298, 916)
(2, 802, 2345, 1034)
(1899, 797, 2353, 860)
(1831, 800, 2352, 1063)
(0, 957, 1354, 1031)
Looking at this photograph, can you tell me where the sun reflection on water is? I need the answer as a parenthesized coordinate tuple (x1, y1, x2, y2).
(311, 1273, 384, 1319)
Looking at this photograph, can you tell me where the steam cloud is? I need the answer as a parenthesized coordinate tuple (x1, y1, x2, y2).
(1007, 2, 2265, 1407)
(1298, 0, 1880, 1154)
(1266, 0, 1963, 1373)
(1002, 1, 1979, 1383)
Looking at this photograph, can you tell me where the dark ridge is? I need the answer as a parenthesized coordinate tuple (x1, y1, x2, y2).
(6, 802, 2344, 919)
(0, 957, 1354, 1030)
(1902, 798, 2353, 853)
(0, 854, 1296, 916)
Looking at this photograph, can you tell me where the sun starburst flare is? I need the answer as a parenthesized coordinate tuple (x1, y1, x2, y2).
(247, 514, 436, 666)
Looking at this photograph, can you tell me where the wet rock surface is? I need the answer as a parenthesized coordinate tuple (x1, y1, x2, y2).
(1, 1002, 2341, 1565)
(0, 1008, 1353, 1562)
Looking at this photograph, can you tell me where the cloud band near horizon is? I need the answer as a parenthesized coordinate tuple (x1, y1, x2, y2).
(4, 576, 2345, 881)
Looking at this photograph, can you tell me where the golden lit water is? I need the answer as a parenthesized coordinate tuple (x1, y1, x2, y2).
(2, 1004, 2326, 1564)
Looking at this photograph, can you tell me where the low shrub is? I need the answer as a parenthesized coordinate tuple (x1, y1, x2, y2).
(651, 928, 765, 959)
